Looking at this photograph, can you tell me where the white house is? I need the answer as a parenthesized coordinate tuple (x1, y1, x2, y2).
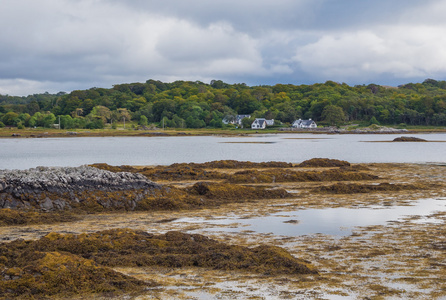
(251, 118, 275, 129)
(265, 119, 275, 126)
(292, 119, 317, 128)
(251, 118, 267, 129)
(222, 114, 251, 126)
(235, 114, 251, 125)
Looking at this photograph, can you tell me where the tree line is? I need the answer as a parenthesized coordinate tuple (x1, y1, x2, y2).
(1, 78, 446, 129)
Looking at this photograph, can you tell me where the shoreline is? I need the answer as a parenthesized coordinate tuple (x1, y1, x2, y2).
(1, 127, 446, 139)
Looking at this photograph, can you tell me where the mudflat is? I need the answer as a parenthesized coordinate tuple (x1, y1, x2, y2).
(1, 159, 445, 299)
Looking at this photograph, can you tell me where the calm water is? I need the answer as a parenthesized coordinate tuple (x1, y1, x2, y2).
(176, 198, 446, 236)
(1, 133, 446, 170)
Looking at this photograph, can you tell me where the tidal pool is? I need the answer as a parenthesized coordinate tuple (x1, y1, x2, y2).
(175, 198, 445, 236)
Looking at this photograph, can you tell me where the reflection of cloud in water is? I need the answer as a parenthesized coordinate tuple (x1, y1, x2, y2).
(175, 198, 445, 237)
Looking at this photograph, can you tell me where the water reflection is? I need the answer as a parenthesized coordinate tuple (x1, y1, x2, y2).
(176, 198, 445, 236)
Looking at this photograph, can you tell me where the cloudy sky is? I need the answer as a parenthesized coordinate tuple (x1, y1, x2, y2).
(1, 0, 446, 96)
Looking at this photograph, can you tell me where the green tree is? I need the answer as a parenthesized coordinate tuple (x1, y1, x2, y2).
(369, 116, 380, 125)
(89, 106, 111, 123)
(241, 117, 254, 128)
(42, 113, 56, 128)
(139, 115, 148, 126)
(2, 112, 19, 125)
(321, 105, 345, 126)
(60, 115, 74, 129)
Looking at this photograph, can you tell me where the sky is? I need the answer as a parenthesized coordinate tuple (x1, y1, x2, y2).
(1, 0, 446, 96)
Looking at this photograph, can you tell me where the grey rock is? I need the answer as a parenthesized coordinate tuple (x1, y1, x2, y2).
(0, 165, 162, 211)
(0, 165, 161, 196)
(40, 197, 54, 211)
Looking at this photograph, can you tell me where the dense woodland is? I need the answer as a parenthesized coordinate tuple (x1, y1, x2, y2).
(1, 79, 446, 129)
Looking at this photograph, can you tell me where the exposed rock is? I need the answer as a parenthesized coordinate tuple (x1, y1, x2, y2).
(351, 125, 408, 134)
(0, 166, 161, 211)
(393, 136, 427, 142)
(0, 165, 160, 195)
(40, 197, 54, 211)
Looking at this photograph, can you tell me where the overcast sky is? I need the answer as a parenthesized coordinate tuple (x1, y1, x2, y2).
(1, 0, 446, 96)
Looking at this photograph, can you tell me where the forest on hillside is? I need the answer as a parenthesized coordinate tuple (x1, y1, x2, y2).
(1, 79, 446, 129)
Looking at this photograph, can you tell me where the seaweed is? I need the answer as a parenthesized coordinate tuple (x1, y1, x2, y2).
(6, 229, 317, 275)
(0, 228, 317, 298)
(0, 208, 80, 227)
(228, 168, 378, 183)
(0, 248, 152, 299)
(188, 182, 290, 201)
(90, 160, 293, 181)
(313, 182, 425, 194)
(170, 160, 293, 169)
(298, 158, 351, 168)
(393, 136, 427, 142)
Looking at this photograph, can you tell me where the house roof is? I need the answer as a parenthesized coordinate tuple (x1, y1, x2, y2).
(253, 118, 266, 126)
(293, 119, 316, 126)
(302, 120, 315, 126)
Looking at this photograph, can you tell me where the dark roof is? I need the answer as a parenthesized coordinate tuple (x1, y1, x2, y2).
(302, 120, 315, 126)
(253, 118, 266, 126)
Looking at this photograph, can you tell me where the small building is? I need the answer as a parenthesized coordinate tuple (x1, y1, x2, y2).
(251, 118, 267, 129)
(235, 114, 251, 125)
(222, 114, 251, 126)
(265, 119, 274, 126)
(251, 118, 275, 129)
(292, 119, 317, 128)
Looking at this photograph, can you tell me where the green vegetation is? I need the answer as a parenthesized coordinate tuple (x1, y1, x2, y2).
(1, 78, 446, 130)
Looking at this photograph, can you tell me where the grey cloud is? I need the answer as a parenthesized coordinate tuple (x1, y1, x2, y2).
(1, 0, 445, 96)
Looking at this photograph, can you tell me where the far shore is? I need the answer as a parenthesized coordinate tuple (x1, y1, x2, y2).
(1, 126, 446, 139)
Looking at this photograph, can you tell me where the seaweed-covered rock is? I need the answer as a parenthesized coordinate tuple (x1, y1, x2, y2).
(91, 161, 294, 181)
(393, 136, 427, 142)
(0, 250, 152, 299)
(10, 229, 317, 275)
(0, 229, 317, 298)
(189, 182, 290, 200)
(228, 168, 378, 183)
(0, 208, 79, 226)
(313, 182, 425, 194)
(298, 158, 351, 168)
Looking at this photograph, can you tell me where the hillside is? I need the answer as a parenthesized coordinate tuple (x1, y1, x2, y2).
(1, 79, 446, 130)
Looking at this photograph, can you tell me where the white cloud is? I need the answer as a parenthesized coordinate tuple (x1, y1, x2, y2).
(293, 24, 446, 82)
(1, 0, 446, 95)
(0, 79, 71, 96)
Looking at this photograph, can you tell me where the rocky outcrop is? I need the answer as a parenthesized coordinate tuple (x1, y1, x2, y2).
(0, 166, 161, 211)
(393, 136, 427, 142)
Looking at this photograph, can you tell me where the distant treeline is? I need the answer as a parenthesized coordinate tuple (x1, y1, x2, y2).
(1, 78, 446, 129)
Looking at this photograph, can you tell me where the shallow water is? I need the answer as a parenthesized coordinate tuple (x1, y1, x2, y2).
(175, 198, 446, 236)
(1, 133, 446, 169)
